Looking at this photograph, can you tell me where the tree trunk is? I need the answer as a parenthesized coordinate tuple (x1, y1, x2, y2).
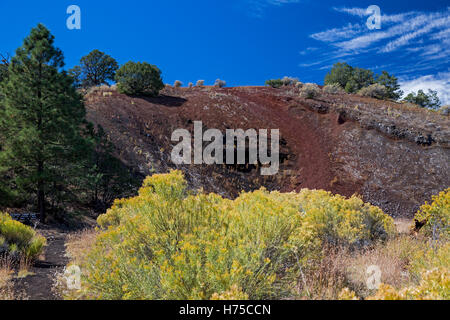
(38, 161, 46, 223)
(37, 61, 45, 223)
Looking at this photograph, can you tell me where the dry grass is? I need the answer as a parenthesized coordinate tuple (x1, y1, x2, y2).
(298, 235, 430, 300)
(298, 247, 349, 300)
(395, 218, 414, 234)
(65, 228, 98, 266)
(0, 257, 14, 300)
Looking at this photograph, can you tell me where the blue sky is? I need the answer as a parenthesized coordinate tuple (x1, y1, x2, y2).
(0, 0, 449, 103)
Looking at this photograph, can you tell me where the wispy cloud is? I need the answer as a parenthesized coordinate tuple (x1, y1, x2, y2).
(311, 23, 364, 42)
(301, 6, 450, 102)
(312, 7, 450, 54)
(333, 7, 368, 17)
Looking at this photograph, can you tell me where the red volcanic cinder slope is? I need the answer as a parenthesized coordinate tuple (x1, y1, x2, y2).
(85, 85, 450, 218)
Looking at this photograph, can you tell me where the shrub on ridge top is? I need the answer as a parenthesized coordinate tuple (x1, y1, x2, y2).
(300, 83, 320, 99)
(115, 61, 164, 96)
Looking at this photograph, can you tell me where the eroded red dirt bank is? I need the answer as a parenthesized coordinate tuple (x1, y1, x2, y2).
(85, 86, 449, 218)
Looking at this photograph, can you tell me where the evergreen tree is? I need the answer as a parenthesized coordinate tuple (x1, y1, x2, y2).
(376, 71, 403, 100)
(70, 49, 118, 88)
(83, 123, 138, 212)
(345, 67, 374, 93)
(0, 54, 9, 84)
(0, 24, 88, 222)
(324, 62, 353, 89)
(404, 89, 441, 110)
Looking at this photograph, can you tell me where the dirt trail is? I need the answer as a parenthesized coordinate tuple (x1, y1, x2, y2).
(13, 227, 68, 300)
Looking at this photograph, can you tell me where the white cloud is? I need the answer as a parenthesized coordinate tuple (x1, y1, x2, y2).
(301, 6, 450, 96)
(312, 7, 450, 55)
(311, 23, 364, 43)
(333, 7, 368, 18)
(380, 14, 450, 53)
(400, 72, 450, 105)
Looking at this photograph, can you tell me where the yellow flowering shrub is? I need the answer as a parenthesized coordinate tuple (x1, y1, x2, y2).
(295, 189, 395, 252)
(409, 242, 450, 279)
(414, 188, 449, 239)
(338, 288, 359, 300)
(81, 171, 395, 300)
(0, 212, 46, 260)
(211, 284, 249, 300)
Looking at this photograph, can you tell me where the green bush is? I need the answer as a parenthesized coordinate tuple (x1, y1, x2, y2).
(115, 61, 164, 96)
(265, 79, 284, 88)
(78, 171, 395, 300)
(0, 213, 46, 260)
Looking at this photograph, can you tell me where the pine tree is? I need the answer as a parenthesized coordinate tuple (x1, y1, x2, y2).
(70, 49, 118, 88)
(376, 71, 403, 101)
(0, 24, 88, 222)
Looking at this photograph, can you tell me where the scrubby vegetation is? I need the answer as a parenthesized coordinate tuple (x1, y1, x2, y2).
(281, 76, 299, 86)
(61, 173, 450, 301)
(68, 170, 395, 300)
(265, 79, 284, 88)
(324, 62, 402, 100)
(300, 83, 321, 99)
(0, 213, 46, 261)
(439, 105, 450, 116)
(115, 61, 164, 96)
(414, 188, 449, 240)
(358, 84, 388, 100)
(323, 83, 344, 94)
(214, 79, 226, 88)
(340, 189, 450, 300)
(265, 77, 300, 88)
(0, 257, 14, 300)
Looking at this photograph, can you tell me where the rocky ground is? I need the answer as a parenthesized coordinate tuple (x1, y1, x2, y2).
(85, 85, 449, 218)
